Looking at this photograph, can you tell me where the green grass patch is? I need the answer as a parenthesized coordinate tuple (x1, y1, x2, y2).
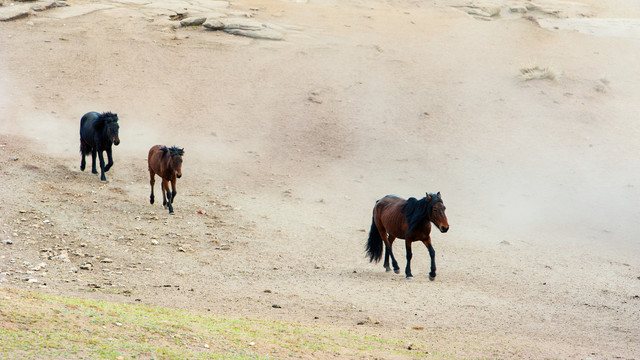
(0, 287, 444, 359)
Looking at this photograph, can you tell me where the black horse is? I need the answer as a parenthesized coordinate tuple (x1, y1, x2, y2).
(79, 111, 120, 182)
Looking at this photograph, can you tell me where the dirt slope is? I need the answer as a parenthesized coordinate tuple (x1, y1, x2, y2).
(1, 0, 639, 358)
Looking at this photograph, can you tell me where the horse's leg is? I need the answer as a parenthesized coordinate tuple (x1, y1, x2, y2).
(388, 236, 400, 274)
(104, 146, 113, 172)
(97, 150, 107, 182)
(161, 179, 169, 207)
(161, 179, 174, 214)
(422, 239, 436, 281)
(149, 172, 155, 204)
(80, 147, 86, 171)
(91, 149, 98, 174)
(405, 240, 414, 279)
(170, 178, 177, 204)
(379, 230, 393, 272)
(383, 234, 391, 272)
(165, 179, 174, 214)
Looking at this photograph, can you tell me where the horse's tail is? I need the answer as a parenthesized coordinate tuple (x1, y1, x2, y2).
(366, 217, 384, 263)
(79, 112, 93, 155)
(80, 141, 90, 155)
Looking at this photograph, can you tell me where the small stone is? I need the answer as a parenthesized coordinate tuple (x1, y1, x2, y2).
(151, 240, 159, 245)
(101, 258, 113, 263)
(180, 16, 206, 27)
(203, 18, 224, 30)
(5, 240, 12, 245)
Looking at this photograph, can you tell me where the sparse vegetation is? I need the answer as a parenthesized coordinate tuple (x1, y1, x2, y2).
(0, 287, 440, 359)
(519, 65, 557, 81)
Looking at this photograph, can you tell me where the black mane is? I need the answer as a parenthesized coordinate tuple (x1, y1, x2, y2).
(92, 112, 118, 129)
(161, 146, 184, 157)
(98, 111, 118, 123)
(402, 193, 442, 235)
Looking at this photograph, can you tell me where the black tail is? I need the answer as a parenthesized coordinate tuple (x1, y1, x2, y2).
(366, 217, 383, 263)
(80, 141, 90, 155)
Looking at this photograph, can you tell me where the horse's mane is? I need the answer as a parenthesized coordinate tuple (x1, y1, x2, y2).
(402, 193, 442, 235)
(161, 146, 184, 157)
(94, 112, 118, 128)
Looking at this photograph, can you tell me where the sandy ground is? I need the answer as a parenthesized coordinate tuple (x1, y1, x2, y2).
(1, 0, 639, 358)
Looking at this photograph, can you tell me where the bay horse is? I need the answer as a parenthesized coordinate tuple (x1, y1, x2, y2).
(366, 193, 449, 280)
(148, 145, 184, 215)
(79, 111, 120, 182)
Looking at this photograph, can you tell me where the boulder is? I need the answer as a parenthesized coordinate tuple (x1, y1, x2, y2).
(0, 4, 30, 21)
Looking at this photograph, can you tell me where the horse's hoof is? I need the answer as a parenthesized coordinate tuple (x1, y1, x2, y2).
(429, 276, 435, 281)
(169, 211, 175, 215)
(92, 170, 98, 174)
(100, 179, 107, 183)
(406, 276, 413, 280)
(394, 269, 400, 274)
(385, 268, 392, 272)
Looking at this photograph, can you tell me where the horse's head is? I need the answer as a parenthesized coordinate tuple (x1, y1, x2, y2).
(428, 192, 449, 233)
(104, 113, 120, 146)
(169, 147, 184, 178)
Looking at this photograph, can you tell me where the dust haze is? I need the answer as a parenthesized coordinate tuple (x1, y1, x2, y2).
(1, 0, 639, 358)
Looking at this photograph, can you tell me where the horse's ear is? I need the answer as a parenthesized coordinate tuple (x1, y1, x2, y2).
(437, 191, 441, 198)
(425, 192, 431, 201)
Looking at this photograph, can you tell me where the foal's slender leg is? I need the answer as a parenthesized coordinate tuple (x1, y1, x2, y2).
(405, 240, 414, 279)
(91, 149, 98, 174)
(164, 179, 174, 214)
(149, 172, 155, 204)
(161, 179, 169, 207)
(160, 179, 174, 214)
(170, 178, 177, 204)
(422, 239, 437, 281)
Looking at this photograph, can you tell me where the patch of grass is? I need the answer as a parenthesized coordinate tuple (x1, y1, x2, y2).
(0, 287, 445, 359)
(519, 65, 557, 81)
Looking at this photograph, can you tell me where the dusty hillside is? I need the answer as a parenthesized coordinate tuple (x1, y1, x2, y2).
(1, 0, 639, 358)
